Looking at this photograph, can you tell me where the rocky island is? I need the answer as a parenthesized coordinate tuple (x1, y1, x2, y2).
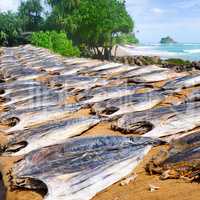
(160, 36, 176, 44)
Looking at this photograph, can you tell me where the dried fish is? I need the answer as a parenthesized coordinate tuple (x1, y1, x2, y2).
(92, 90, 166, 118)
(11, 136, 162, 200)
(5, 116, 100, 155)
(113, 102, 200, 139)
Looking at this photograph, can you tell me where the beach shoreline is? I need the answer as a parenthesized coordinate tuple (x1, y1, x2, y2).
(114, 43, 200, 61)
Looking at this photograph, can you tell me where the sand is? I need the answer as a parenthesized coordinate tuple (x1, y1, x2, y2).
(0, 112, 200, 200)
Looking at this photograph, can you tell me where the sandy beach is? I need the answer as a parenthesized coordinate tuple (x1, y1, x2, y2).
(1, 121, 200, 200)
(0, 101, 200, 200)
(0, 45, 200, 200)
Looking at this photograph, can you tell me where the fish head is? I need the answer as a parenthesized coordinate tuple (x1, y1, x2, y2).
(3, 141, 28, 155)
(0, 116, 20, 127)
(112, 117, 155, 135)
(124, 121, 154, 135)
(0, 88, 5, 95)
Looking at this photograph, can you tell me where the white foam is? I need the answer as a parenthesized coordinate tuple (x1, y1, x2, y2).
(184, 49, 200, 54)
(119, 45, 183, 58)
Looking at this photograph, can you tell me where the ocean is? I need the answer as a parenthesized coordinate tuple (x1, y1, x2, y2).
(120, 43, 200, 61)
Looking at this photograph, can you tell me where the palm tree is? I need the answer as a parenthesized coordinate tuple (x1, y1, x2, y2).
(47, 0, 80, 12)
(18, 0, 43, 31)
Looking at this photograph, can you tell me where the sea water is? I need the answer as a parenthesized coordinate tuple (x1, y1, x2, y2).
(120, 43, 200, 61)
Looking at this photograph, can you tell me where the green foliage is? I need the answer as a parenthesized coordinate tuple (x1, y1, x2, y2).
(47, 0, 80, 13)
(46, 0, 80, 32)
(114, 33, 139, 45)
(18, 0, 43, 32)
(0, 12, 22, 46)
(47, 0, 134, 59)
(71, 0, 133, 46)
(51, 31, 80, 56)
(165, 58, 191, 65)
(0, 0, 136, 58)
(31, 31, 80, 56)
(31, 31, 53, 49)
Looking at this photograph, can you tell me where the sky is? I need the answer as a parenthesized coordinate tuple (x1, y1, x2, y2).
(0, 0, 200, 43)
(126, 0, 200, 43)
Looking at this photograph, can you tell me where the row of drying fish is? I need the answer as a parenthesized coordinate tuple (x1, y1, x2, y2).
(0, 45, 200, 200)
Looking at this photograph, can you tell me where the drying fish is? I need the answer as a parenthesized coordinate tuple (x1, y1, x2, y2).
(81, 64, 128, 77)
(3, 68, 46, 81)
(0, 86, 50, 104)
(77, 84, 152, 105)
(92, 65, 139, 77)
(47, 75, 107, 91)
(92, 90, 166, 118)
(127, 70, 185, 83)
(0, 103, 82, 132)
(11, 136, 162, 200)
(163, 73, 200, 91)
(79, 62, 122, 74)
(171, 131, 200, 148)
(119, 65, 166, 78)
(4, 116, 100, 156)
(146, 132, 200, 182)
(57, 63, 103, 76)
(23, 59, 62, 70)
(183, 87, 200, 102)
(2, 90, 68, 110)
(0, 80, 41, 95)
(113, 102, 200, 139)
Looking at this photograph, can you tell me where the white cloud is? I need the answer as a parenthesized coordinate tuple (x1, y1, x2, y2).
(151, 8, 164, 14)
(0, 0, 20, 12)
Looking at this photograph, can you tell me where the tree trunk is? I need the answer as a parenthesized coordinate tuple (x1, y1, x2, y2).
(114, 45, 118, 58)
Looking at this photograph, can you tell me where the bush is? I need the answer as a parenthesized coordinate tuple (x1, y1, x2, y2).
(50, 31, 80, 56)
(31, 31, 80, 57)
(165, 58, 191, 65)
(31, 31, 53, 49)
(114, 33, 139, 45)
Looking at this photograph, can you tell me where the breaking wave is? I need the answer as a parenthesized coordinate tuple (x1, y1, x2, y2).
(120, 43, 200, 61)
(184, 49, 200, 54)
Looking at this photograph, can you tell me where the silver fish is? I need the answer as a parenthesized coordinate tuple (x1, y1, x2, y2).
(127, 70, 185, 83)
(77, 84, 152, 105)
(3, 90, 68, 110)
(5, 116, 100, 156)
(113, 102, 200, 139)
(48, 75, 107, 91)
(79, 62, 122, 74)
(0, 86, 50, 104)
(0, 103, 82, 132)
(11, 136, 161, 200)
(184, 87, 200, 102)
(91, 90, 166, 118)
(163, 73, 200, 91)
(119, 65, 166, 78)
(0, 80, 42, 95)
(93, 65, 138, 77)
